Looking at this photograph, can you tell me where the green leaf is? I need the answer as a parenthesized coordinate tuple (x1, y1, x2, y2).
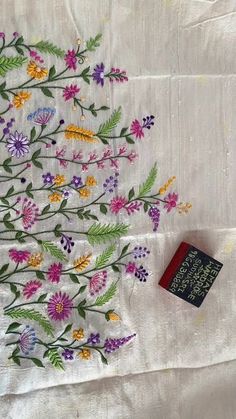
(30, 127, 36, 141)
(69, 274, 80, 284)
(111, 265, 120, 273)
(94, 282, 117, 306)
(100, 353, 108, 365)
(15, 36, 24, 45)
(120, 243, 130, 257)
(12, 357, 21, 366)
(15, 46, 24, 55)
(32, 149, 41, 160)
(94, 243, 116, 269)
(32, 160, 43, 169)
(31, 358, 45, 368)
(0, 55, 27, 77)
(41, 87, 54, 98)
(126, 136, 135, 144)
(81, 66, 90, 84)
(10, 284, 17, 295)
(0, 81, 6, 90)
(86, 33, 102, 51)
(59, 199, 67, 210)
(99, 203, 107, 214)
(34, 40, 65, 58)
(35, 270, 45, 280)
(37, 293, 47, 302)
(1, 198, 9, 205)
(87, 222, 129, 246)
(77, 307, 86, 319)
(41, 204, 50, 215)
(128, 187, 135, 200)
(6, 322, 21, 334)
(45, 348, 64, 370)
(78, 285, 87, 294)
(3, 212, 10, 222)
(48, 65, 56, 79)
(41, 241, 68, 262)
(137, 163, 158, 198)
(62, 324, 73, 334)
(144, 202, 149, 212)
(6, 186, 14, 197)
(120, 127, 128, 136)
(97, 107, 122, 137)
(0, 263, 9, 275)
(4, 220, 14, 230)
(0, 91, 9, 101)
(5, 308, 54, 337)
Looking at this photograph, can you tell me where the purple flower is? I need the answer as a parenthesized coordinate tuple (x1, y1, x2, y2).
(42, 172, 54, 185)
(104, 334, 136, 354)
(47, 291, 73, 321)
(132, 246, 150, 259)
(125, 262, 137, 274)
(135, 265, 149, 282)
(109, 67, 128, 83)
(19, 325, 37, 355)
(103, 172, 119, 193)
(62, 189, 72, 199)
(62, 348, 74, 360)
(27, 108, 56, 125)
(148, 206, 160, 232)
(131, 115, 155, 139)
(64, 49, 77, 70)
(63, 84, 80, 101)
(6, 131, 29, 158)
(0, 32, 5, 39)
(0, 117, 5, 124)
(60, 234, 74, 253)
(92, 63, 105, 86)
(71, 175, 82, 188)
(87, 333, 100, 345)
(13, 32, 19, 38)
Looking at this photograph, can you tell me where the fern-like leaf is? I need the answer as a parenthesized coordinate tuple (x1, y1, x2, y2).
(97, 107, 122, 138)
(87, 223, 129, 246)
(34, 41, 65, 58)
(41, 241, 68, 262)
(137, 163, 158, 198)
(74, 254, 92, 272)
(65, 124, 97, 143)
(0, 56, 27, 77)
(5, 308, 54, 337)
(46, 348, 64, 370)
(94, 244, 116, 269)
(94, 282, 117, 306)
(86, 33, 102, 51)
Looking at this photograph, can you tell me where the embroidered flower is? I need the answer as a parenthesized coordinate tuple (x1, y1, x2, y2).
(164, 192, 178, 213)
(85, 176, 97, 187)
(135, 265, 149, 282)
(104, 334, 136, 354)
(20, 198, 40, 230)
(0, 32, 5, 39)
(92, 63, 105, 86)
(72, 328, 84, 340)
(107, 312, 121, 321)
(63, 84, 80, 101)
(47, 291, 73, 321)
(109, 196, 127, 214)
(64, 49, 77, 70)
(158, 176, 176, 195)
(62, 349, 74, 360)
(9, 249, 31, 264)
(79, 349, 91, 360)
(49, 192, 62, 203)
(177, 202, 192, 214)
(27, 253, 43, 268)
(87, 333, 100, 345)
(29, 49, 44, 63)
(79, 187, 90, 198)
(89, 271, 107, 296)
(148, 206, 160, 231)
(132, 246, 150, 259)
(108, 67, 128, 83)
(62, 189, 72, 199)
(6, 131, 29, 158)
(103, 173, 119, 193)
(71, 175, 82, 188)
(13, 91, 31, 109)
(27, 107, 56, 125)
(23, 280, 42, 299)
(19, 326, 37, 355)
(27, 61, 48, 79)
(54, 174, 66, 186)
(131, 115, 155, 139)
(47, 263, 62, 284)
(42, 172, 54, 185)
(60, 234, 74, 253)
(125, 262, 137, 274)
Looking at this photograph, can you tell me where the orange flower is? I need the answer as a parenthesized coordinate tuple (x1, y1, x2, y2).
(177, 202, 192, 214)
(54, 174, 66, 186)
(79, 349, 91, 360)
(49, 192, 62, 203)
(108, 312, 121, 321)
(72, 328, 84, 340)
(79, 187, 90, 199)
(28, 253, 43, 268)
(27, 61, 48, 80)
(158, 176, 176, 195)
(13, 91, 31, 109)
(85, 176, 97, 187)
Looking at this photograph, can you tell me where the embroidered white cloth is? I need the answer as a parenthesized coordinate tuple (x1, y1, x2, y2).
(1, 0, 236, 418)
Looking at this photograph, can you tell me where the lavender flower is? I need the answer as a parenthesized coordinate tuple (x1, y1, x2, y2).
(62, 349, 74, 360)
(148, 206, 160, 232)
(87, 333, 100, 345)
(92, 63, 105, 86)
(42, 172, 54, 185)
(104, 334, 136, 354)
(6, 131, 29, 158)
(135, 265, 149, 282)
(62, 189, 72, 199)
(103, 172, 119, 193)
(142, 115, 155, 130)
(132, 246, 150, 259)
(71, 175, 82, 188)
(60, 234, 74, 253)
(27, 107, 56, 125)
(19, 325, 37, 355)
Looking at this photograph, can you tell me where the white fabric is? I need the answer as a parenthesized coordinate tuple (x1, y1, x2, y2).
(1, 0, 236, 417)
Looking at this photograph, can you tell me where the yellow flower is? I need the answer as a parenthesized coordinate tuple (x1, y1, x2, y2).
(13, 91, 31, 109)
(158, 176, 176, 195)
(159, 187, 166, 195)
(54, 174, 66, 186)
(65, 124, 97, 143)
(73, 328, 84, 340)
(85, 176, 97, 187)
(27, 61, 48, 80)
(28, 253, 43, 268)
(108, 312, 121, 321)
(177, 202, 192, 214)
(79, 349, 91, 360)
(79, 187, 91, 199)
(49, 192, 62, 203)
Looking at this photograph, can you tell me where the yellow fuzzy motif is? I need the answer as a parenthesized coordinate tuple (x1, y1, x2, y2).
(73, 254, 92, 272)
(13, 91, 31, 109)
(108, 312, 121, 321)
(54, 174, 66, 186)
(27, 61, 48, 80)
(79, 187, 91, 199)
(72, 328, 84, 340)
(85, 176, 97, 187)
(48, 192, 62, 203)
(64, 124, 97, 143)
(158, 176, 176, 195)
(28, 253, 43, 268)
(79, 349, 91, 360)
(177, 202, 192, 214)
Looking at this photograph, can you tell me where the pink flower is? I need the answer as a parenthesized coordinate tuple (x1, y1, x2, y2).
(23, 280, 42, 299)
(47, 263, 62, 284)
(64, 49, 77, 70)
(9, 249, 31, 264)
(109, 196, 127, 214)
(127, 151, 138, 163)
(20, 198, 40, 230)
(130, 119, 144, 139)
(164, 192, 179, 213)
(125, 262, 137, 274)
(47, 292, 73, 321)
(125, 201, 142, 215)
(89, 271, 107, 296)
(63, 84, 80, 101)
